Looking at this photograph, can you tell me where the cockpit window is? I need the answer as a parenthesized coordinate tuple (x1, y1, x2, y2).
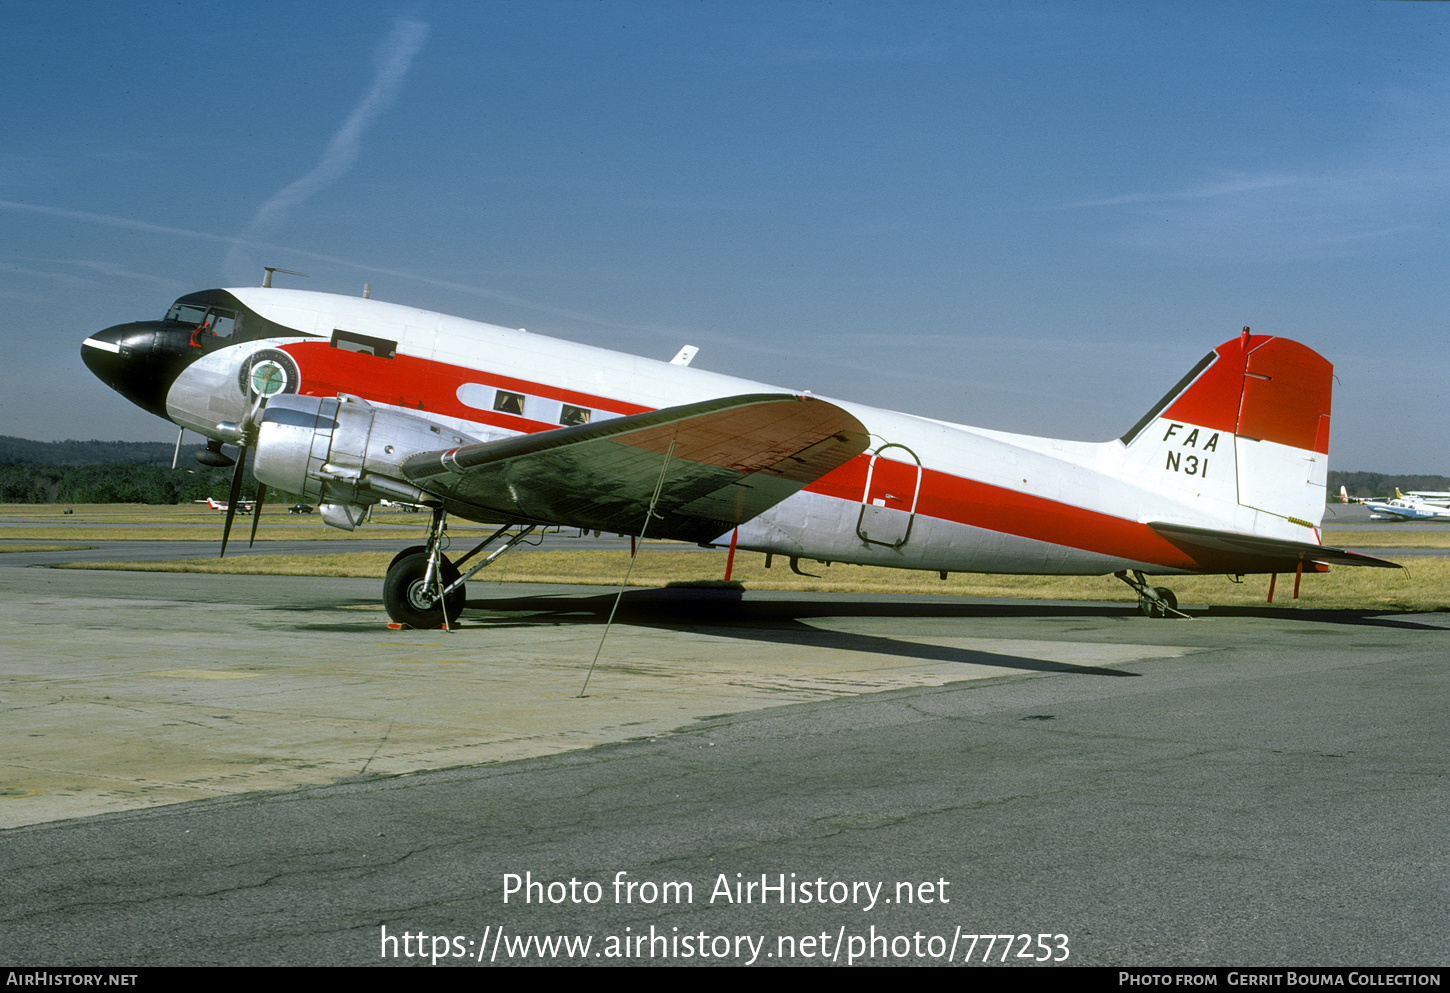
(207, 311, 236, 338)
(168, 303, 237, 347)
(167, 302, 210, 325)
(163, 289, 322, 344)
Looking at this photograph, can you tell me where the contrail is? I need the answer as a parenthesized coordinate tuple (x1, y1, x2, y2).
(0, 199, 631, 330)
(0, 197, 671, 333)
(0, 200, 233, 243)
(225, 17, 429, 282)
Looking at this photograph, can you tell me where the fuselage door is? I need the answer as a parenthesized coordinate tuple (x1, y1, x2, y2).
(856, 442, 922, 548)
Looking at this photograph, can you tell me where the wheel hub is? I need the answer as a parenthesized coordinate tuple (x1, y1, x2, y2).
(406, 579, 438, 611)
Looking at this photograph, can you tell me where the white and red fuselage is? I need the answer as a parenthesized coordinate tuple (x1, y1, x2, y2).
(86, 286, 1346, 579)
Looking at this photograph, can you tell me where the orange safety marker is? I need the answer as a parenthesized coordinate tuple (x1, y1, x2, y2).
(1293, 560, 1303, 599)
(723, 528, 739, 582)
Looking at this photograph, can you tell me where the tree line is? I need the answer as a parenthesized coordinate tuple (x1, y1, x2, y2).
(0, 462, 255, 505)
(1330, 471, 1450, 498)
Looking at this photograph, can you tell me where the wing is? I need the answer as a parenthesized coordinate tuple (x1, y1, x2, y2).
(400, 393, 869, 543)
(1149, 522, 1400, 570)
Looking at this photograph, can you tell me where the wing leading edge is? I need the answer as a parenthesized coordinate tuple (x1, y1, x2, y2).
(1149, 522, 1400, 571)
(400, 393, 869, 543)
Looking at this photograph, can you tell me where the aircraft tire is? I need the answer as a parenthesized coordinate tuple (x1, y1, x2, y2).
(1152, 586, 1177, 618)
(383, 552, 465, 628)
(387, 545, 427, 574)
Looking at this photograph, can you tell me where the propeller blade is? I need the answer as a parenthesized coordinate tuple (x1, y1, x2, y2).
(219, 445, 247, 558)
(248, 483, 267, 548)
(221, 387, 271, 558)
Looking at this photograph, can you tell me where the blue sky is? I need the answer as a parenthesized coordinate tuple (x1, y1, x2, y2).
(2, 1, 1446, 472)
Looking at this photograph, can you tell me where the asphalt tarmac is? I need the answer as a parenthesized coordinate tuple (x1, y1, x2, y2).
(1, 544, 1447, 967)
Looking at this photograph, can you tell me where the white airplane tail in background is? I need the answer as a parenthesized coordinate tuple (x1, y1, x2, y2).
(1119, 328, 1330, 540)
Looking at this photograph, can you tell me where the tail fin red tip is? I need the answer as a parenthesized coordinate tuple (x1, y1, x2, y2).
(1160, 334, 1331, 454)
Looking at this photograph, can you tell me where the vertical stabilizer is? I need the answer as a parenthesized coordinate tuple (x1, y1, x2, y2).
(1122, 329, 1332, 532)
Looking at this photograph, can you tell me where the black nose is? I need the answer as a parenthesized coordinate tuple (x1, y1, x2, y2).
(82, 320, 198, 419)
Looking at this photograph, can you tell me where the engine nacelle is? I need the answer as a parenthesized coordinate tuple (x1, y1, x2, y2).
(253, 394, 482, 529)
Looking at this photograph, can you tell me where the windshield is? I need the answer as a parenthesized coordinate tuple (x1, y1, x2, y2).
(162, 289, 320, 344)
(166, 301, 237, 343)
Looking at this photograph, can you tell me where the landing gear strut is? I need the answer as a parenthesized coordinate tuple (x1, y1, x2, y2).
(381, 509, 539, 629)
(1115, 570, 1189, 619)
(384, 550, 464, 629)
(383, 508, 463, 629)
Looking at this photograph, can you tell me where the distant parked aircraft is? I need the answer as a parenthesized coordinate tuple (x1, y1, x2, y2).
(1365, 491, 1450, 521)
(197, 496, 252, 515)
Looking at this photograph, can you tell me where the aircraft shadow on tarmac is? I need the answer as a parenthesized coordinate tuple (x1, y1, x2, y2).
(462, 585, 1442, 626)
(290, 587, 1441, 674)
(453, 586, 1148, 677)
(299, 598, 1132, 676)
(447, 586, 1446, 665)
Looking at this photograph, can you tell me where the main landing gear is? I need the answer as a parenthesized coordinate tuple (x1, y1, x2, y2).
(384, 549, 465, 629)
(381, 508, 538, 629)
(1115, 570, 1189, 619)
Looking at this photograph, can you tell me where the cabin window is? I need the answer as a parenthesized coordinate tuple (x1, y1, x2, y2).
(330, 328, 397, 359)
(494, 390, 526, 416)
(560, 404, 591, 426)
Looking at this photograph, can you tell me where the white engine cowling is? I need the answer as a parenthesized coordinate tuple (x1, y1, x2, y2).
(252, 394, 481, 529)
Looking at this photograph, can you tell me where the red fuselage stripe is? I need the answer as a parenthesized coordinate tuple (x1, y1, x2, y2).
(279, 341, 1260, 571)
(280, 341, 651, 436)
(809, 455, 1224, 570)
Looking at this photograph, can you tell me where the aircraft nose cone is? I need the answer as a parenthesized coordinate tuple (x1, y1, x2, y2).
(81, 323, 137, 371)
(81, 323, 149, 388)
(81, 321, 182, 419)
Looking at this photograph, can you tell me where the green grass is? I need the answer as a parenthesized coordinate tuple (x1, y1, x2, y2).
(57, 548, 1447, 611)
(0, 543, 95, 553)
(19, 504, 1445, 611)
(1322, 529, 1450, 548)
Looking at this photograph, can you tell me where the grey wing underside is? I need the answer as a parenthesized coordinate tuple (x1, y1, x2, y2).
(399, 394, 870, 544)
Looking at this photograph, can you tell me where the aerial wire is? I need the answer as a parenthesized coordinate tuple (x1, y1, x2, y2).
(578, 434, 677, 698)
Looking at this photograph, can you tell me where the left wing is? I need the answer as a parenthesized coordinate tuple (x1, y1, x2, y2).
(1150, 522, 1400, 570)
(400, 393, 869, 542)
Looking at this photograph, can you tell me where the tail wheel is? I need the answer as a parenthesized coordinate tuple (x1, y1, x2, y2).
(383, 552, 465, 628)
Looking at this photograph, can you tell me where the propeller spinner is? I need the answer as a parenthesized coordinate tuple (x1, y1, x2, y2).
(218, 360, 290, 557)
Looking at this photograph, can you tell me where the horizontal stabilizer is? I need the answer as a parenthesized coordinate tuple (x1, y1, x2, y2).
(1149, 522, 1400, 570)
(401, 393, 869, 542)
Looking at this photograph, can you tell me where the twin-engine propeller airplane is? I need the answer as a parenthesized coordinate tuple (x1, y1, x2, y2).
(82, 284, 1395, 626)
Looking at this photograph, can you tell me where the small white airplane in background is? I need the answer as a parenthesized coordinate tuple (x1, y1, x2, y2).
(1365, 490, 1450, 521)
(1341, 485, 1450, 511)
(196, 496, 253, 515)
(1403, 489, 1450, 508)
(84, 284, 1396, 626)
